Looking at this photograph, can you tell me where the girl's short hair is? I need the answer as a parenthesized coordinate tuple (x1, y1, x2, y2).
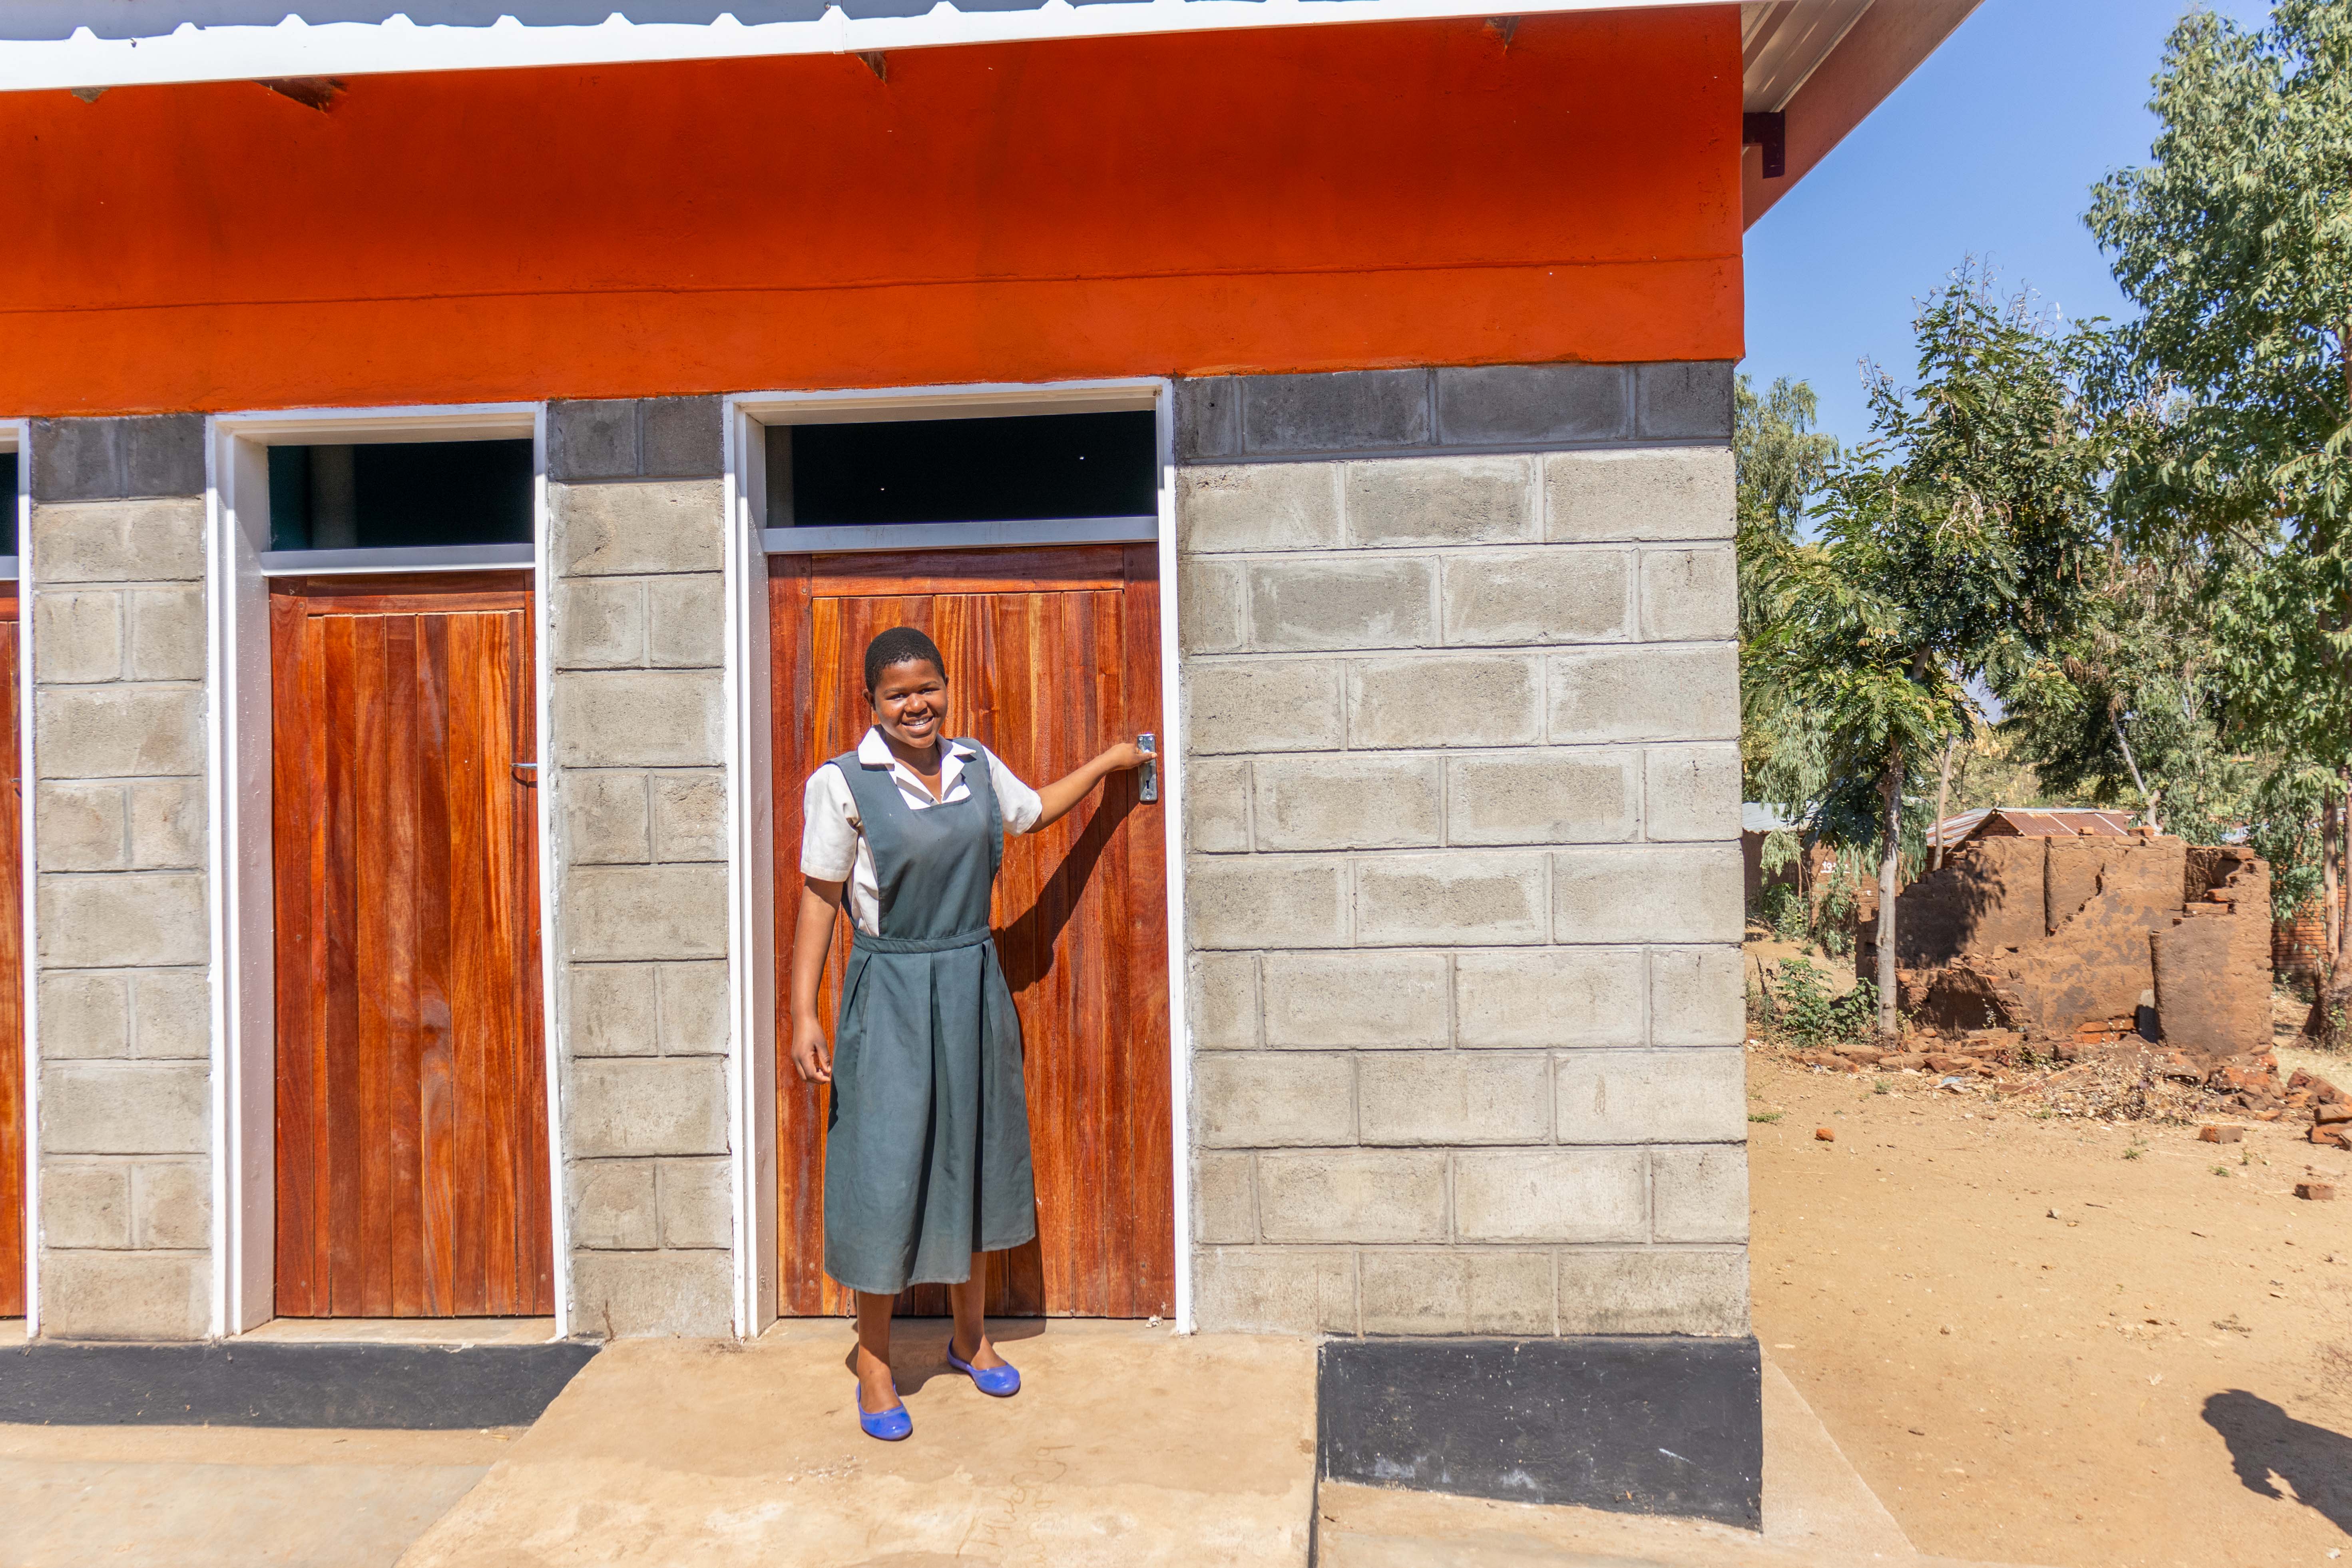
(864, 626, 947, 694)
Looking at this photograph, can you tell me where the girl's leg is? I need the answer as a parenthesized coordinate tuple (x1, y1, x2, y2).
(855, 1291, 900, 1411)
(948, 1252, 1008, 1370)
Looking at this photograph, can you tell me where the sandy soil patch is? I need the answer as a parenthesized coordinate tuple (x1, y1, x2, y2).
(1750, 1051, 2352, 1568)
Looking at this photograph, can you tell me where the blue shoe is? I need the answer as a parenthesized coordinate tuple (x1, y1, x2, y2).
(945, 1341, 1020, 1397)
(856, 1379, 911, 1441)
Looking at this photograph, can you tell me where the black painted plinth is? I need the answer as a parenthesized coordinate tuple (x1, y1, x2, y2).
(1318, 1335, 1763, 1528)
(0, 1340, 598, 1429)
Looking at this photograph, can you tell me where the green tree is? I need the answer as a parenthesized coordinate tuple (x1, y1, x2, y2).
(2001, 542, 2249, 844)
(2087, 0, 2352, 1030)
(1749, 269, 2105, 1036)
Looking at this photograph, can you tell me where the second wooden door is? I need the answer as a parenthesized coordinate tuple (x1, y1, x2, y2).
(271, 573, 552, 1317)
(771, 546, 1173, 1319)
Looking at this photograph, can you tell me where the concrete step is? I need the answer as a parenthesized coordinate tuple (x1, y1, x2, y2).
(396, 1319, 1316, 1567)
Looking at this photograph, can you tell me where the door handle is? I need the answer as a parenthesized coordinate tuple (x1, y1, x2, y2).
(1137, 733, 1157, 804)
(512, 761, 540, 786)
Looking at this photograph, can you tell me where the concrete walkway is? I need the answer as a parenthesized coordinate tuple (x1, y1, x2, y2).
(400, 1319, 1316, 1567)
(0, 1424, 513, 1568)
(0, 1337, 2055, 1568)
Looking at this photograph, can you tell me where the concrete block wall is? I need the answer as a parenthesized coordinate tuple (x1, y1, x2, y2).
(546, 398, 735, 1337)
(1174, 364, 1750, 1339)
(26, 416, 213, 1339)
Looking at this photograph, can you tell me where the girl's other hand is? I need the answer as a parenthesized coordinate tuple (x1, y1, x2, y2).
(791, 1015, 833, 1083)
(1100, 740, 1150, 773)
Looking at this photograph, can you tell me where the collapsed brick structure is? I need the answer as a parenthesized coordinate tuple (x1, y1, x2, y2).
(1856, 833, 2271, 1062)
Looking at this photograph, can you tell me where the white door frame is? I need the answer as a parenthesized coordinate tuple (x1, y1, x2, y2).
(3, 420, 32, 1339)
(203, 402, 566, 1337)
(719, 377, 1192, 1337)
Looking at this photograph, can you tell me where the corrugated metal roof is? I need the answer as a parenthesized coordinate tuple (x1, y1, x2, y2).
(1933, 806, 2138, 847)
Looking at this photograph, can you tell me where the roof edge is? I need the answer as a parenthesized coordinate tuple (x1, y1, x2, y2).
(1742, 0, 1982, 228)
(0, 0, 1719, 94)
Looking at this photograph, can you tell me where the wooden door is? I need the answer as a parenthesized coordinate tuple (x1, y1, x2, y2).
(771, 546, 1172, 1318)
(271, 572, 552, 1317)
(0, 589, 21, 1319)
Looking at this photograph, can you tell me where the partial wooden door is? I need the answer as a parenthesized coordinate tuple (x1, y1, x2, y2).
(771, 546, 1173, 1318)
(0, 589, 21, 1319)
(271, 572, 552, 1317)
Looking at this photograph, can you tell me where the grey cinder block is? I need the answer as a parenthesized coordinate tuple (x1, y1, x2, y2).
(1555, 1049, 1746, 1144)
(569, 1249, 733, 1338)
(1651, 1145, 1750, 1243)
(1174, 377, 1242, 463)
(1185, 856, 1348, 950)
(570, 1160, 659, 1250)
(1435, 364, 1631, 447)
(1178, 464, 1342, 555)
(1557, 1248, 1748, 1336)
(1636, 362, 1736, 440)
(1191, 1246, 1356, 1334)
(639, 396, 723, 480)
(1343, 455, 1537, 549)
(29, 499, 207, 584)
(1543, 448, 1734, 543)
(1184, 660, 1344, 755)
(568, 1058, 729, 1158)
(1261, 950, 1448, 1049)
(1359, 1249, 1557, 1336)
(1355, 851, 1549, 946)
(35, 1250, 209, 1341)
(1193, 1052, 1356, 1148)
(1446, 752, 1639, 847)
(1256, 1151, 1448, 1243)
(550, 480, 726, 576)
(1242, 369, 1431, 456)
(40, 1060, 208, 1155)
(1452, 1149, 1646, 1243)
(1347, 655, 1541, 750)
(1441, 548, 1631, 648)
(1252, 755, 1441, 851)
(548, 400, 641, 482)
(1454, 947, 1646, 1049)
(1251, 557, 1430, 658)
(1548, 644, 1739, 744)
(1357, 1052, 1551, 1146)
(1552, 845, 1743, 944)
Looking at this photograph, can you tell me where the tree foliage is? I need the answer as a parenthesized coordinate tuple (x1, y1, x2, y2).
(2088, 0, 2352, 1022)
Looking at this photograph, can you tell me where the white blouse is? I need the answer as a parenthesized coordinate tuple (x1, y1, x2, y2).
(800, 727, 1045, 934)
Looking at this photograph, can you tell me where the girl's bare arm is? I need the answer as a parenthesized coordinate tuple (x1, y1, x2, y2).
(789, 878, 846, 1082)
(1031, 741, 1150, 832)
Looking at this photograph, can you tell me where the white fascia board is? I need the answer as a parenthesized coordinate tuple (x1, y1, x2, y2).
(3, 0, 1720, 94)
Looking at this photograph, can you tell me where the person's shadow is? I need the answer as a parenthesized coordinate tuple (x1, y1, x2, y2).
(2203, 1389, 2352, 1535)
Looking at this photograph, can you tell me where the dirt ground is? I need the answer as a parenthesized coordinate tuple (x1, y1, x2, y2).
(1749, 1046, 2352, 1568)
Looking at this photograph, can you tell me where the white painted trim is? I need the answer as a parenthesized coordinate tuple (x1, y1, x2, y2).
(762, 518, 1157, 555)
(528, 409, 569, 1340)
(257, 544, 536, 577)
(6, 422, 33, 1340)
(0, 0, 1715, 94)
(1151, 394, 1193, 1335)
(723, 401, 781, 1339)
(205, 400, 562, 1339)
(728, 375, 1185, 1327)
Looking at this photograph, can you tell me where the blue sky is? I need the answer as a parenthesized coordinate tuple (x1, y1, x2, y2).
(1742, 0, 2274, 451)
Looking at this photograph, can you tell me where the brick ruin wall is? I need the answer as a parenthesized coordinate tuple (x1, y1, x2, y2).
(1873, 835, 2271, 1062)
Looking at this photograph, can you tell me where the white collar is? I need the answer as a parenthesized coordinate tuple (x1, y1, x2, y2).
(856, 727, 976, 769)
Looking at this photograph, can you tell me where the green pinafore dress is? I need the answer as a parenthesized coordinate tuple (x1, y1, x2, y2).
(823, 744, 1039, 1295)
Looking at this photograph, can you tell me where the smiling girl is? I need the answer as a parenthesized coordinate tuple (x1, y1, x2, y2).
(789, 625, 1147, 1441)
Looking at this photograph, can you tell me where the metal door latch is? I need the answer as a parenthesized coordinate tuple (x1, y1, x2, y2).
(1137, 733, 1157, 803)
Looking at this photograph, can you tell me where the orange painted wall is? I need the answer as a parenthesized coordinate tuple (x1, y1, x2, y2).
(0, 8, 1742, 414)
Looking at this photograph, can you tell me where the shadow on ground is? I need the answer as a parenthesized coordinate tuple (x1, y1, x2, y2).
(2203, 1390, 2352, 1536)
